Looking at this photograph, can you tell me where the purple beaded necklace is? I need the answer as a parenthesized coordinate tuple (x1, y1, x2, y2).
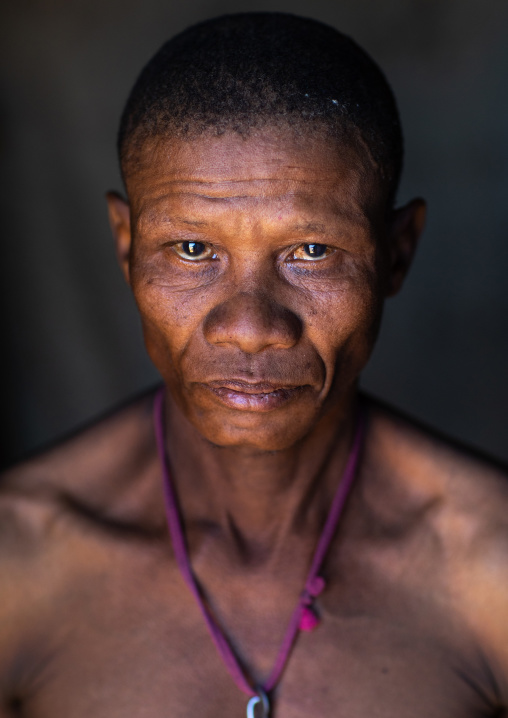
(154, 387, 364, 717)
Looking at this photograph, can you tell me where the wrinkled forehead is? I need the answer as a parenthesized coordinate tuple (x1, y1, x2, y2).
(124, 127, 387, 223)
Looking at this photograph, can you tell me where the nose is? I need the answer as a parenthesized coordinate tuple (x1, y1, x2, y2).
(203, 291, 302, 353)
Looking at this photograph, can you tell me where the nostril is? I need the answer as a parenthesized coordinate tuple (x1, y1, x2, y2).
(203, 293, 302, 353)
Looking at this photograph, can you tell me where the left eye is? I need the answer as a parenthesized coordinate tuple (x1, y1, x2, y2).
(172, 241, 217, 261)
(291, 243, 332, 261)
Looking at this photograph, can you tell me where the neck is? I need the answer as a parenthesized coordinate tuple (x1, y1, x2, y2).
(162, 389, 359, 560)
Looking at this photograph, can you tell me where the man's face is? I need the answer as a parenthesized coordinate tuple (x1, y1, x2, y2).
(110, 129, 420, 451)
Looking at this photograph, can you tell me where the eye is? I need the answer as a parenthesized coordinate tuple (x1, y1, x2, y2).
(291, 243, 333, 261)
(172, 241, 217, 261)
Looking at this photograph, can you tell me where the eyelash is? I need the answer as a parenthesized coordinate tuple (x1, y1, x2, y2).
(170, 241, 334, 263)
(171, 241, 218, 261)
(289, 244, 334, 261)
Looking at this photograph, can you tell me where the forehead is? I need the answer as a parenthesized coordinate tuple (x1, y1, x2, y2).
(125, 129, 384, 228)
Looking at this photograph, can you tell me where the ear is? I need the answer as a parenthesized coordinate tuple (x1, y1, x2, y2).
(106, 191, 132, 285)
(385, 198, 426, 297)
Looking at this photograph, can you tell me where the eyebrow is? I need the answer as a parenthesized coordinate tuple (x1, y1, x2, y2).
(141, 213, 209, 228)
(289, 222, 327, 234)
(167, 216, 208, 227)
(143, 214, 329, 233)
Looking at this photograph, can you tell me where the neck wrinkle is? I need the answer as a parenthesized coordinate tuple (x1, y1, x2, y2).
(163, 388, 358, 561)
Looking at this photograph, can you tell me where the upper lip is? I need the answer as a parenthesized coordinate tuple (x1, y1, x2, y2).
(204, 379, 304, 394)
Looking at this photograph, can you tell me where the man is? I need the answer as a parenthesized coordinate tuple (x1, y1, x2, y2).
(1, 12, 507, 717)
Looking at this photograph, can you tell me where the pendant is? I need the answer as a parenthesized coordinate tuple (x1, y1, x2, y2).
(246, 688, 270, 718)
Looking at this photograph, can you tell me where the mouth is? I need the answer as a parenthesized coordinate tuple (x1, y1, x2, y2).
(201, 379, 309, 412)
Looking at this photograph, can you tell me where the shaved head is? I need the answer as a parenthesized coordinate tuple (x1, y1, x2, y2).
(118, 12, 404, 204)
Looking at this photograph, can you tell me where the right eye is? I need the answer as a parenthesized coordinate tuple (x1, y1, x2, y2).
(290, 243, 334, 261)
(172, 241, 217, 261)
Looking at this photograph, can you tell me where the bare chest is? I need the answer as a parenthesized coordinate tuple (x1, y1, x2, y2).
(15, 551, 497, 718)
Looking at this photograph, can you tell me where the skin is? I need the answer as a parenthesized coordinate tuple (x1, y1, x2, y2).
(1, 127, 507, 718)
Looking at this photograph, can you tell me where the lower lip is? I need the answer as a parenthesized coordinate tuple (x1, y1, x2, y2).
(207, 386, 304, 412)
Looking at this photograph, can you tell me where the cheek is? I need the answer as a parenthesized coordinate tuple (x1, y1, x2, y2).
(129, 258, 209, 374)
(302, 261, 383, 373)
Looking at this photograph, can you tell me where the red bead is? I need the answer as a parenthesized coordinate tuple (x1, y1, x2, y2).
(299, 606, 320, 631)
(307, 576, 326, 597)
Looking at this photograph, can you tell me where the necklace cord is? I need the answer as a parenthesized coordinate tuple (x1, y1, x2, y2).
(154, 387, 365, 699)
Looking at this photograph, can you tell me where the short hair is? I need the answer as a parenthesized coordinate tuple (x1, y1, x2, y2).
(118, 12, 404, 204)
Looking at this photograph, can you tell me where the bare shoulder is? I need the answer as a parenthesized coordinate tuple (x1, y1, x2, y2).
(0, 388, 161, 682)
(1, 387, 159, 528)
(364, 394, 508, 682)
(364, 393, 508, 514)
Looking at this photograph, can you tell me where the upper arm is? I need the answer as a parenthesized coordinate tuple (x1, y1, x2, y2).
(0, 487, 56, 704)
(456, 511, 508, 707)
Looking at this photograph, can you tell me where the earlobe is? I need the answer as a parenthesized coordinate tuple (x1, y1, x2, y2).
(386, 197, 426, 297)
(106, 191, 132, 285)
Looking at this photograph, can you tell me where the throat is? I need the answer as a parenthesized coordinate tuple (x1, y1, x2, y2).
(161, 392, 359, 572)
(166, 436, 351, 565)
(153, 386, 366, 702)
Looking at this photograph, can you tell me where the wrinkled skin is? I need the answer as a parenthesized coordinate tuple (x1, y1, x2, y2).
(113, 131, 416, 453)
(1, 129, 507, 718)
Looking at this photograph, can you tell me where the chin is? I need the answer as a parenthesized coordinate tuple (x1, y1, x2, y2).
(189, 409, 318, 452)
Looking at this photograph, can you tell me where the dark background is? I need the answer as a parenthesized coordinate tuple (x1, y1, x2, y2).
(1, 0, 507, 467)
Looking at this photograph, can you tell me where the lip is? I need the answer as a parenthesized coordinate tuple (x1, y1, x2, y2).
(201, 379, 308, 412)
